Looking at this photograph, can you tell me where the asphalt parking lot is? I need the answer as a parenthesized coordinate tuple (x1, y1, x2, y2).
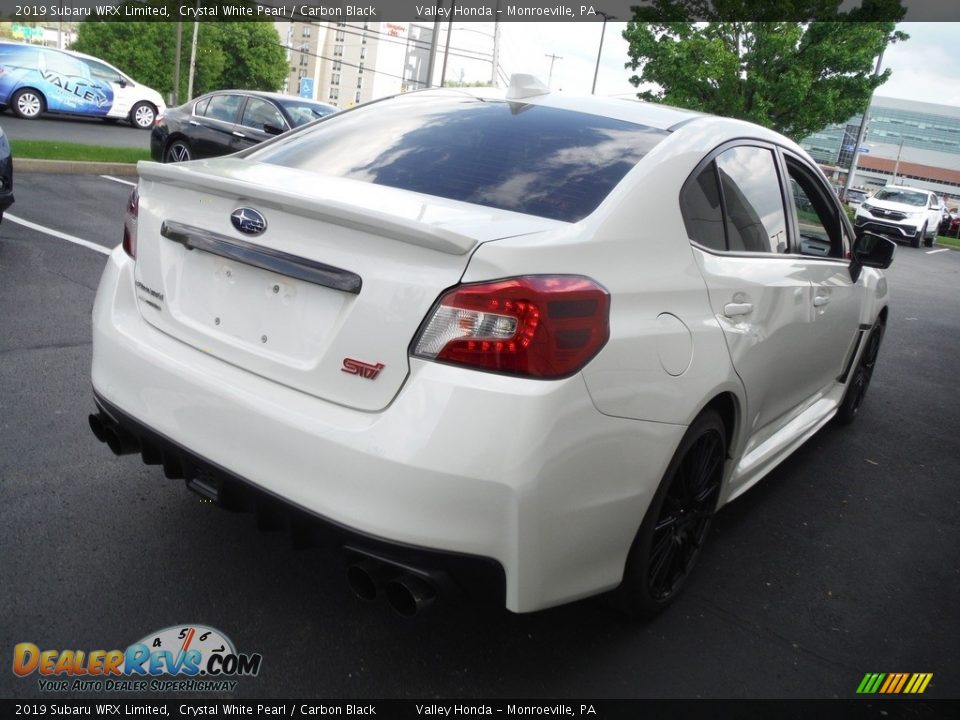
(1, 172, 958, 701)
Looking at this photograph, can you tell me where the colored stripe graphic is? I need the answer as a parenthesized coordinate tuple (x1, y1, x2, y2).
(892, 673, 909, 693)
(857, 673, 932, 694)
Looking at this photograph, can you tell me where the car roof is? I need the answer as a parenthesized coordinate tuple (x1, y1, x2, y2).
(397, 85, 807, 162)
(422, 85, 702, 131)
(199, 89, 335, 108)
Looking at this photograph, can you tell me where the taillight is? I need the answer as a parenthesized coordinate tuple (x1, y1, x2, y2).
(412, 275, 610, 379)
(122, 187, 138, 260)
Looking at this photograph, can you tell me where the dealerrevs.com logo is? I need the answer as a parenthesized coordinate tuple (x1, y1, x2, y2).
(13, 624, 262, 693)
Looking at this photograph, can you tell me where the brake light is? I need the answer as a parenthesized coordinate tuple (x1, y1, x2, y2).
(122, 187, 138, 259)
(412, 276, 610, 379)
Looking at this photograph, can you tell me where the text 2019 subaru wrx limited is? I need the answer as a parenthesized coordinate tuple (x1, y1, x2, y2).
(89, 76, 895, 616)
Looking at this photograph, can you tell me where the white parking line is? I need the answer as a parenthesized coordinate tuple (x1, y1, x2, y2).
(5, 213, 112, 256)
(926, 248, 950, 255)
(99, 175, 137, 187)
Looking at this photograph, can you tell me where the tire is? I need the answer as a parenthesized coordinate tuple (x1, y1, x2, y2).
(164, 139, 192, 163)
(911, 224, 924, 249)
(11, 88, 44, 119)
(924, 225, 935, 248)
(615, 408, 726, 617)
(837, 319, 885, 425)
(129, 102, 157, 130)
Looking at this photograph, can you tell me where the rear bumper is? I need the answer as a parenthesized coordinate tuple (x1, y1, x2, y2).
(91, 248, 685, 612)
(92, 391, 507, 607)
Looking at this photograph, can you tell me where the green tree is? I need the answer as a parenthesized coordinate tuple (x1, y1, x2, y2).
(207, 23, 288, 92)
(623, 1, 908, 140)
(71, 21, 287, 103)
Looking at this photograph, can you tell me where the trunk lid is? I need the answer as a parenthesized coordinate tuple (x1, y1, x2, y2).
(133, 158, 562, 411)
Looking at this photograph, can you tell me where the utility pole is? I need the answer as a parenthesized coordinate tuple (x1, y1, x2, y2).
(545, 53, 563, 89)
(843, 45, 886, 200)
(172, 22, 183, 106)
(440, 1, 456, 87)
(591, 11, 616, 95)
(186, 0, 199, 101)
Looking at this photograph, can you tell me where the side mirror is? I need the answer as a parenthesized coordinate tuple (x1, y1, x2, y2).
(118, 77, 127, 88)
(263, 123, 284, 136)
(850, 232, 896, 282)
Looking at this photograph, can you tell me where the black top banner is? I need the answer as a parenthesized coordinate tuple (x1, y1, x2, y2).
(0, 0, 955, 23)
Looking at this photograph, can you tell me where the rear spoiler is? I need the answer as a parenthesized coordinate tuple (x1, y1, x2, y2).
(137, 161, 479, 256)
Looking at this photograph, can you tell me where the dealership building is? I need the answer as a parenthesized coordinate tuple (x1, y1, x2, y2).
(801, 96, 960, 204)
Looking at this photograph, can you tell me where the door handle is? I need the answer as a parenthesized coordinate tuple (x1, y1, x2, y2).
(232, 131, 246, 138)
(723, 302, 753, 317)
(188, 120, 200, 126)
(813, 296, 830, 307)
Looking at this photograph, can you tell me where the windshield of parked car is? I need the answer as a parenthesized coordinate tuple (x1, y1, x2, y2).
(252, 94, 669, 223)
(274, 98, 336, 127)
(873, 188, 927, 206)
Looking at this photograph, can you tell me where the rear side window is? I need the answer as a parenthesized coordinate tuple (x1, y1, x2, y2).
(41, 50, 86, 78)
(715, 146, 788, 254)
(203, 94, 243, 123)
(680, 163, 725, 251)
(252, 95, 668, 223)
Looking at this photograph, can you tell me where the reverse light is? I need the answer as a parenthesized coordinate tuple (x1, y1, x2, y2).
(412, 276, 610, 379)
(122, 187, 139, 259)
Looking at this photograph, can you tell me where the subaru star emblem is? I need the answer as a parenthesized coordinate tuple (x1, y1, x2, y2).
(231, 208, 267, 236)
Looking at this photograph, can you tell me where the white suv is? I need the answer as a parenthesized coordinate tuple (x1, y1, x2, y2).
(854, 185, 943, 248)
(89, 78, 895, 617)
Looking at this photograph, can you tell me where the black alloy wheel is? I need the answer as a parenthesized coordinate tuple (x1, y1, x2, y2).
(165, 140, 192, 163)
(616, 409, 726, 617)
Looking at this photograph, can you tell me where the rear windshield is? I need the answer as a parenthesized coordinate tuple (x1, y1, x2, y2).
(251, 94, 668, 223)
(873, 188, 927, 206)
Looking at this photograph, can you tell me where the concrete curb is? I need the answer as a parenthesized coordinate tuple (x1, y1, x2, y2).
(13, 158, 139, 176)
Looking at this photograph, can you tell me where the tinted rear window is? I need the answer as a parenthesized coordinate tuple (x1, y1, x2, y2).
(252, 94, 668, 223)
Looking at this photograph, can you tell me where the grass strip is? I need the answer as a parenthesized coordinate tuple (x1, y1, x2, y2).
(10, 139, 149, 164)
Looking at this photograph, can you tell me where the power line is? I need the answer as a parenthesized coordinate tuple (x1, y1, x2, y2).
(272, 38, 425, 87)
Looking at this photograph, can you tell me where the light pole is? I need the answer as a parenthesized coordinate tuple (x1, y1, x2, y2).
(591, 11, 616, 95)
(892, 136, 905, 184)
(451, 25, 500, 87)
(842, 43, 886, 200)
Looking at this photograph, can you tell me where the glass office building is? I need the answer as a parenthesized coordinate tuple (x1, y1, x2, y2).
(801, 96, 960, 200)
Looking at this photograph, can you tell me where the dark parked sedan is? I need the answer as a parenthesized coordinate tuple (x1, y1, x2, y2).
(0, 124, 14, 222)
(150, 90, 337, 163)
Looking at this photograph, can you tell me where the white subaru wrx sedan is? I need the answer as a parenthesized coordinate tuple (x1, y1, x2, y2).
(89, 76, 895, 616)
